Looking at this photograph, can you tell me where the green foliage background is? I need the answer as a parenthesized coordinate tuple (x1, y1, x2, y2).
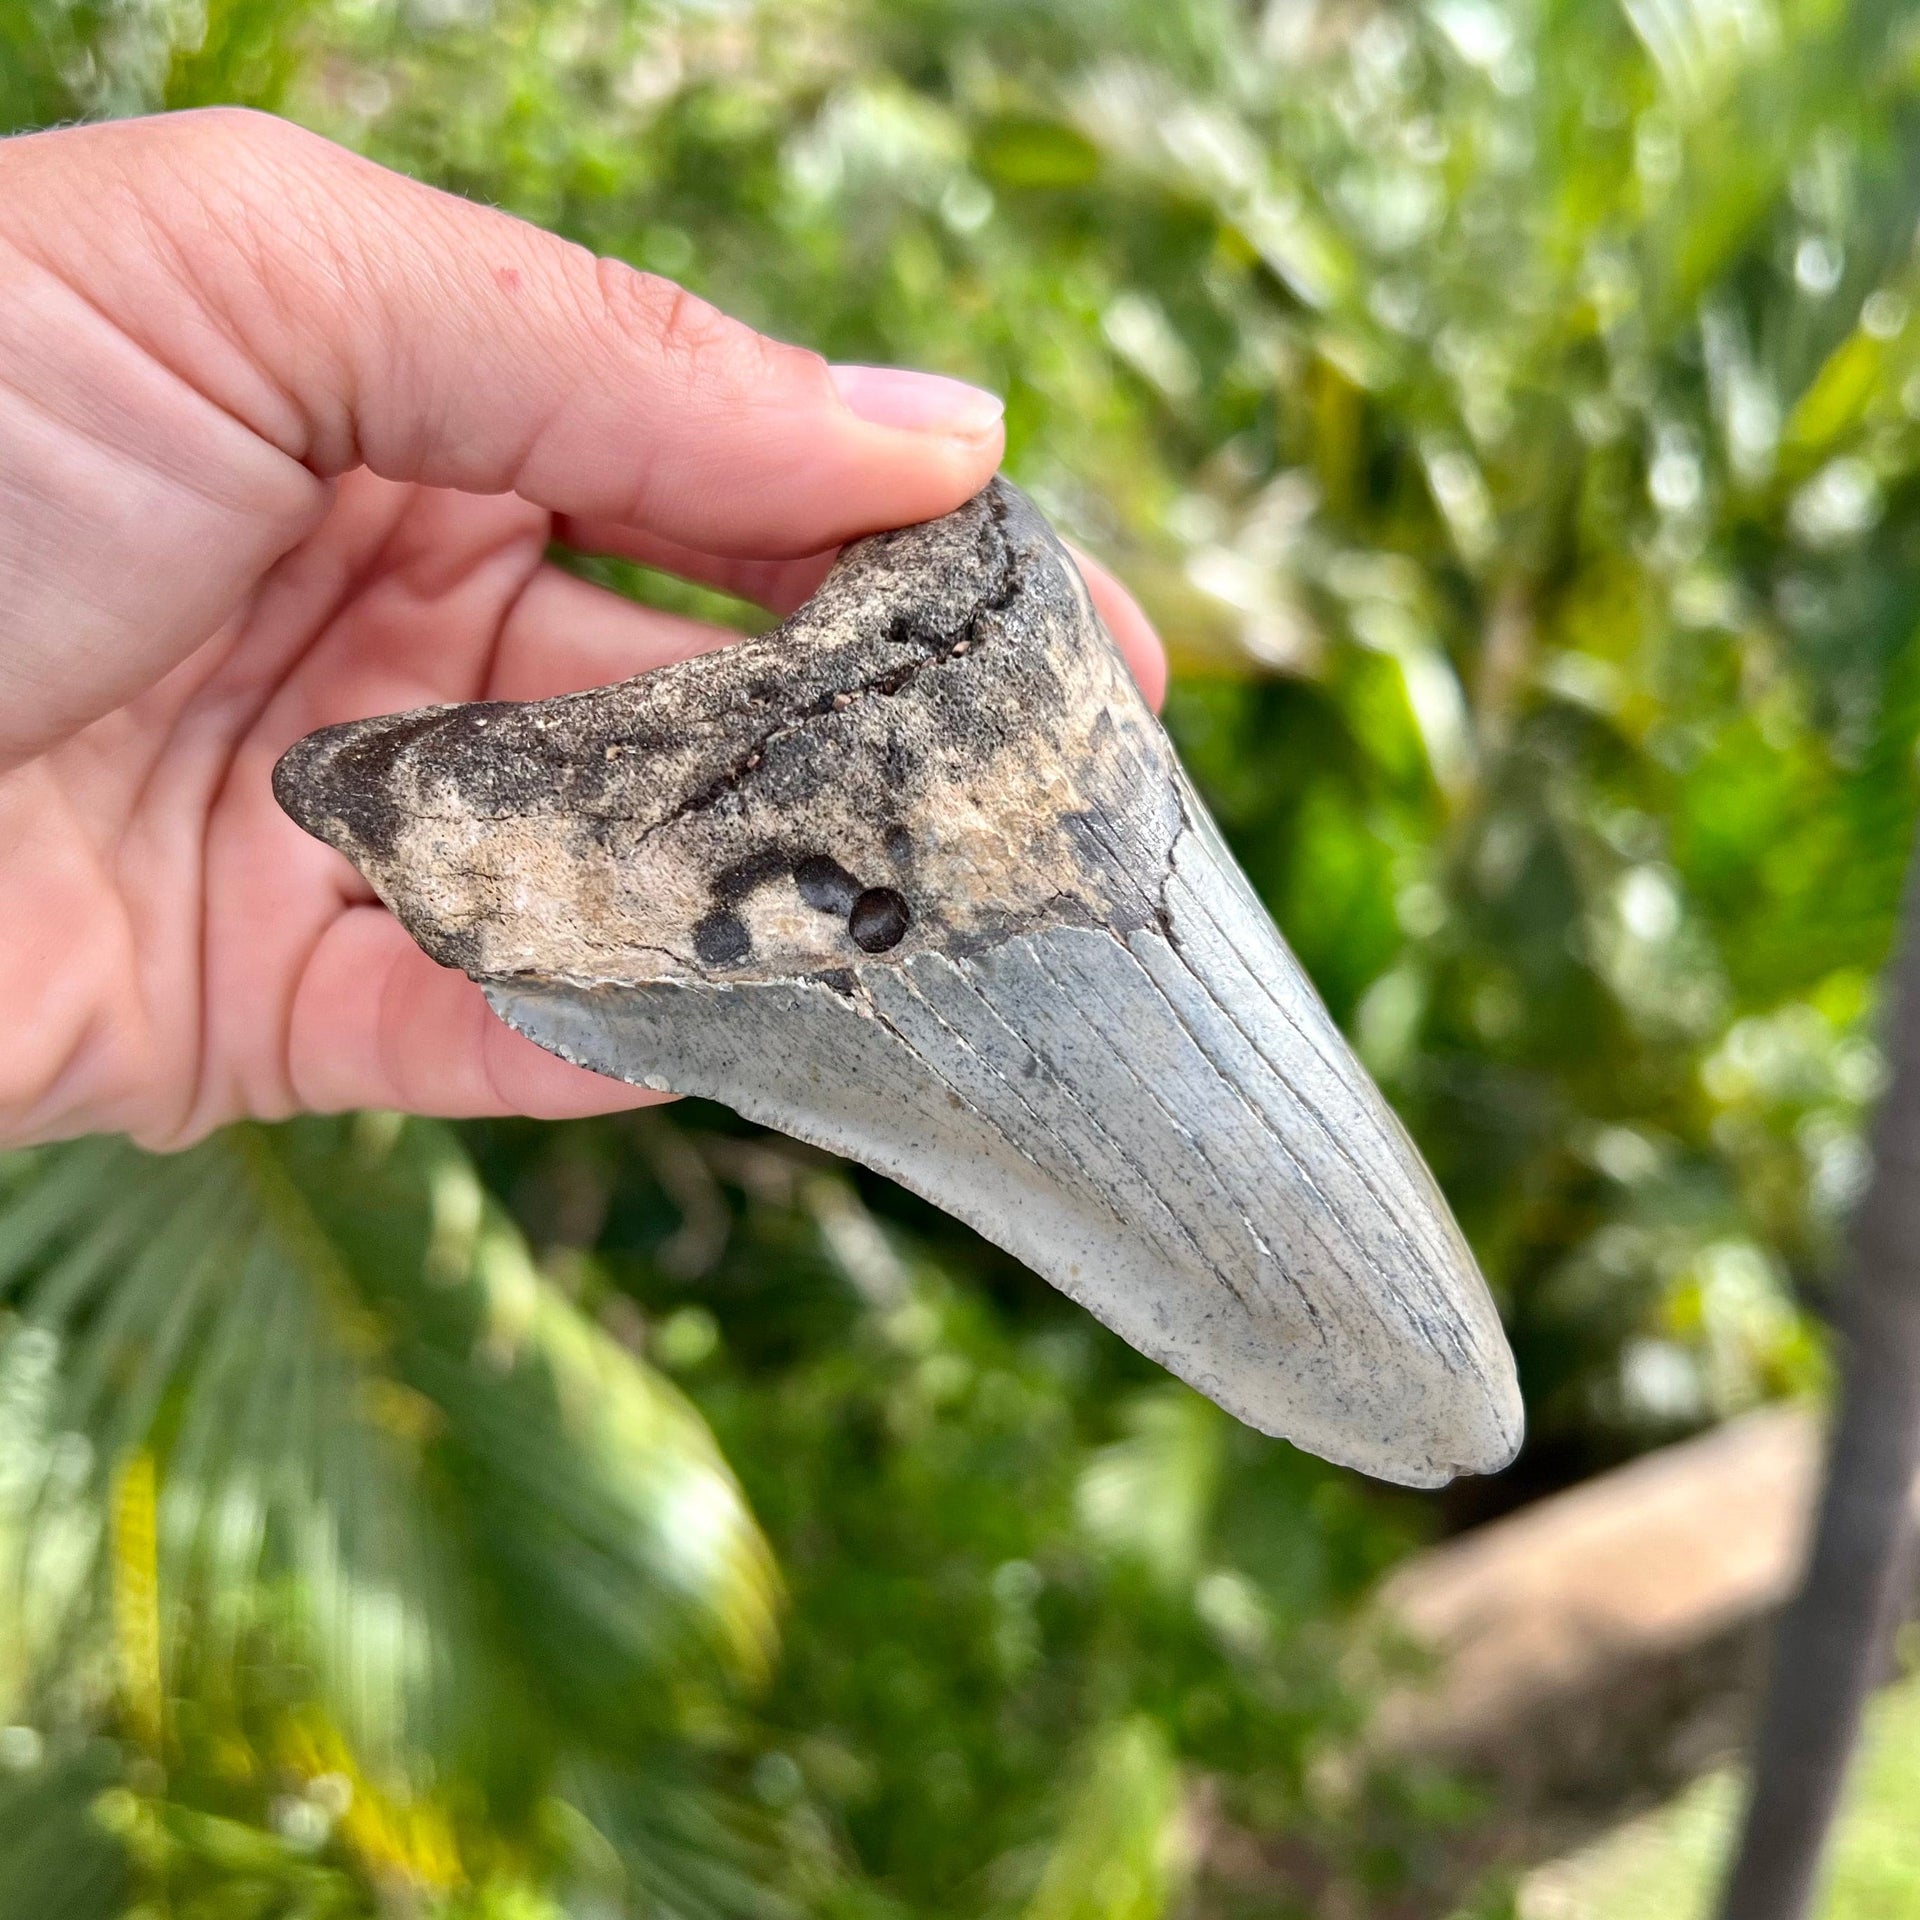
(4, 0, 1920, 1912)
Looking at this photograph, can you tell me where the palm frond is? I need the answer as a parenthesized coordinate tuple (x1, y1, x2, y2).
(0, 1128, 467, 1780)
(0, 1117, 777, 1809)
(271, 1117, 781, 1739)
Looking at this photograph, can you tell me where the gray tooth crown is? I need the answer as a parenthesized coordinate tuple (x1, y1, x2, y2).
(274, 477, 1522, 1487)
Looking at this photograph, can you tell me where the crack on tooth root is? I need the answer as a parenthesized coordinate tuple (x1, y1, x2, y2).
(623, 492, 1021, 859)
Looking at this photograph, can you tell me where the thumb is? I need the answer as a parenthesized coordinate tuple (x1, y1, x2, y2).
(11, 109, 1004, 558)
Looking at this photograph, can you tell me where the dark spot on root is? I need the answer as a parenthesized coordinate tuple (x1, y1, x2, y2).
(712, 847, 791, 908)
(849, 887, 911, 953)
(693, 910, 752, 966)
(794, 854, 861, 914)
(882, 823, 912, 867)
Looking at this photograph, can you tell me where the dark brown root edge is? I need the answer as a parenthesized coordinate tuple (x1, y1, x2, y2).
(1716, 836, 1920, 1920)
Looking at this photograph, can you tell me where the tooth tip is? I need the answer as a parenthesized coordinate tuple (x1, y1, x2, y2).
(1276, 1350, 1523, 1488)
(1453, 1386, 1527, 1481)
(1411, 1291, 1526, 1484)
(1223, 1239, 1523, 1488)
(1416, 1354, 1525, 1486)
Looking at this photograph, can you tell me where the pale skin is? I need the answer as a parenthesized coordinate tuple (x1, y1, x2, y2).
(0, 108, 1166, 1151)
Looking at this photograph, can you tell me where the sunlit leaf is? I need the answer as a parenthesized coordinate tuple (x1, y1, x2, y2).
(1023, 1717, 1185, 1920)
(1076, 1387, 1225, 1590)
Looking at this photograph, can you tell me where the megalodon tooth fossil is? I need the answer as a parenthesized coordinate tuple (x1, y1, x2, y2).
(274, 478, 1522, 1487)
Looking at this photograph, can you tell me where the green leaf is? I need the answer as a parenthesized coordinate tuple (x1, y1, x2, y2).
(975, 117, 1101, 190)
(0, 1741, 129, 1920)
(557, 1757, 794, 1920)
(1076, 1387, 1225, 1590)
(1023, 1718, 1184, 1920)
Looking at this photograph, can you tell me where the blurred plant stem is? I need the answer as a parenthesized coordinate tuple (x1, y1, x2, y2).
(1719, 832, 1920, 1920)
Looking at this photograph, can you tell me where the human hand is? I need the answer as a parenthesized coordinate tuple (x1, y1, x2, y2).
(0, 109, 1165, 1149)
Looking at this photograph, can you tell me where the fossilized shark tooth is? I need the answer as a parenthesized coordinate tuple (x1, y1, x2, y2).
(274, 478, 1522, 1486)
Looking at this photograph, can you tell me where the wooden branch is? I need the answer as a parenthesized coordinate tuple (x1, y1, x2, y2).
(1716, 849, 1920, 1920)
(274, 479, 1521, 1485)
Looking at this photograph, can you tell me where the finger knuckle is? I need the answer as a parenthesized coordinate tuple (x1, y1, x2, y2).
(591, 257, 787, 389)
(165, 105, 331, 170)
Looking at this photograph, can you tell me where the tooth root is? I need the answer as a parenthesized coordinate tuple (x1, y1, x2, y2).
(274, 477, 1523, 1486)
